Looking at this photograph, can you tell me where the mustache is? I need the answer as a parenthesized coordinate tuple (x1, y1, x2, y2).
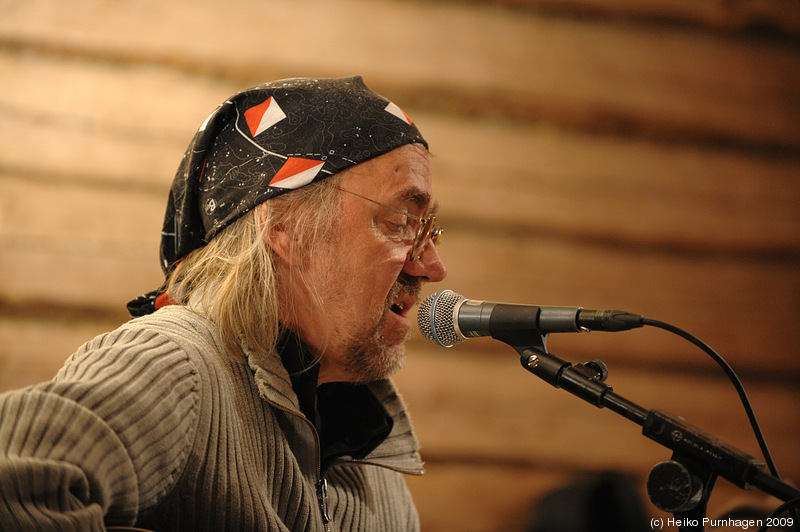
(387, 272, 422, 307)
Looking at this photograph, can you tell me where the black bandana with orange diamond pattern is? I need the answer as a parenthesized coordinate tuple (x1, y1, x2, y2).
(127, 76, 427, 317)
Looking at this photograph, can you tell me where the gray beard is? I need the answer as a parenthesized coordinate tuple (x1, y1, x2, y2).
(339, 273, 420, 382)
(340, 316, 410, 382)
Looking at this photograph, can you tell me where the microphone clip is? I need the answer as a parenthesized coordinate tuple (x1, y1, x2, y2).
(519, 347, 614, 407)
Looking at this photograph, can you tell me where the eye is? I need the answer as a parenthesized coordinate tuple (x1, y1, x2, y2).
(384, 219, 414, 243)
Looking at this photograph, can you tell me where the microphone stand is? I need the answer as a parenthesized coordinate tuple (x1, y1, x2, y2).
(495, 330, 800, 532)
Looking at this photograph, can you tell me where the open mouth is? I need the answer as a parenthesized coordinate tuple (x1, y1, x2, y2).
(389, 294, 417, 317)
(390, 301, 407, 315)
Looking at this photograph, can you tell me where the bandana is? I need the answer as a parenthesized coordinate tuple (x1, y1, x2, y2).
(127, 76, 427, 317)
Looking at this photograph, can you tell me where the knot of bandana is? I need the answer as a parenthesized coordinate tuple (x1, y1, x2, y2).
(127, 76, 427, 317)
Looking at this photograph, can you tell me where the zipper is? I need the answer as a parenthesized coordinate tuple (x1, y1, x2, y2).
(265, 400, 333, 530)
(260, 392, 423, 530)
(317, 477, 332, 531)
(311, 422, 332, 532)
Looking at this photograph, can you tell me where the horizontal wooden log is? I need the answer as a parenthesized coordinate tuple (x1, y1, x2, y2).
(0, 52, 235, 188)
(1, 0, 798, 150)
(424, 116, 800, 256)
(462, 0, 800, 37)
(407, 464, 575, 532)
(0, 175, 166, 307)
(0, 313, 124, 391)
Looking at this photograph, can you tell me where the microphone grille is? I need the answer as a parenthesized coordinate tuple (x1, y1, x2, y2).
(417, 289, 465, 347)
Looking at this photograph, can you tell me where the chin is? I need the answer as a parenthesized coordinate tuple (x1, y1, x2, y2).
(344, 342, 406, 383)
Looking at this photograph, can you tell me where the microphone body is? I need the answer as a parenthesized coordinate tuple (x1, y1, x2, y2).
(418, 290, 644, 348)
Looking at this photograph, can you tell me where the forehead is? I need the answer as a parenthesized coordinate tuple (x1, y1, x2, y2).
(339, 144, 434, 209)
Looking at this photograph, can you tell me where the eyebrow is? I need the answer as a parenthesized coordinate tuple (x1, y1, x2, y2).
(398, 187, 439, 215)
(333, 183, 440, 219)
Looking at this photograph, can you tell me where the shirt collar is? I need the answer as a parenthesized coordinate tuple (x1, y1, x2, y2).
(244, 324, 424, 475)
(276, 328, 394, 468)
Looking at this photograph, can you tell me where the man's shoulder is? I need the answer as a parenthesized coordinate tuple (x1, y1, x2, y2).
(72, 305, 224, 372)
(125, 305, 219, 346)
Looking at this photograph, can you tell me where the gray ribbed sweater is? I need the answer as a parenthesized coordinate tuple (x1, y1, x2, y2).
(0, 306, 424, 531)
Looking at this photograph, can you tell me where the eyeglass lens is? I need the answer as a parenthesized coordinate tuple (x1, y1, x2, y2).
(410, 215, 441, 262)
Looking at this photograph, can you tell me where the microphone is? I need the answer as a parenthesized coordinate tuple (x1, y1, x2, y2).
(418, 290, 644, 347)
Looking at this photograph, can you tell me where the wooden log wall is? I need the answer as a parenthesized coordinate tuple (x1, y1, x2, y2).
(1, 0, 798, 530)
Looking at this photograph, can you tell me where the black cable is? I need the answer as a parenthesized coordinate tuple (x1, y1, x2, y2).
(641, 318, 781, 480)
(757, 496, 800, 532)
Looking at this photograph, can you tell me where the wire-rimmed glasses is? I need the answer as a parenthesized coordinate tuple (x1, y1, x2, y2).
(330, 184, 443, 262)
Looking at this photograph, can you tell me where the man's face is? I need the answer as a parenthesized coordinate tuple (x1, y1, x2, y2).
(292, 143, 447, 383)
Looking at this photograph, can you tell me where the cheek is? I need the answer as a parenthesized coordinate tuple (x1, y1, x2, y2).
(353, 255, 408, 309)
(355, 223, 410, 273)
(334, 220, 409, 304)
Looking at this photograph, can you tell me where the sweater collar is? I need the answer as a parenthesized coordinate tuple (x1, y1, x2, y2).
(244, 328, 424, 475)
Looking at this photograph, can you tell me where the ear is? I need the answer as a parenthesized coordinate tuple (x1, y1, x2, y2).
(258, 204, 300, 265)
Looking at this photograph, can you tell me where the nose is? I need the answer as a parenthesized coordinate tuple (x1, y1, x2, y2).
(403, 240, 447, 282)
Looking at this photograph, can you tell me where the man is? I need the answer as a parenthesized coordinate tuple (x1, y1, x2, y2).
(0, 76, 447, 531)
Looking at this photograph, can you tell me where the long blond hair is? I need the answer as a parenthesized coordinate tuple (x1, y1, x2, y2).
(165, 176, 343, 359)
